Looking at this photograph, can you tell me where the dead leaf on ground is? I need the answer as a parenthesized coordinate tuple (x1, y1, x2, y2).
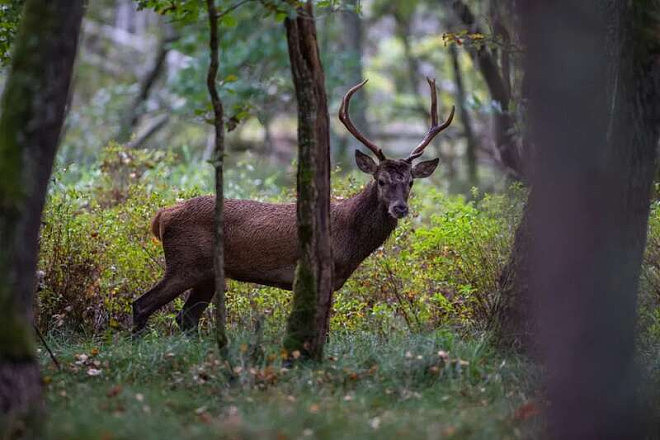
(513, 401, 540, 421)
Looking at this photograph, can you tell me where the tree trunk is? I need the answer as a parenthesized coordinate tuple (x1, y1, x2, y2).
(449, 44, 478, 186)
(0, 0, 84, 433)
(450, 0, 523, 179)
(522, 1, 660, 437)
(336, 5, 368, 165)
(205, 0, 228, 351)
(117, 24, 178, 144)
(283, 1, 334, 361)
(491, 203, 532, 349)
(393, 13, 430, 121)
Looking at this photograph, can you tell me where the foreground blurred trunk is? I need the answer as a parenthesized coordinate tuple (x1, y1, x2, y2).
(522, 1, 660, 437)
(205, 0, 228, 351)
(0, 0, 84, 434)
(283, 1, 334, 361)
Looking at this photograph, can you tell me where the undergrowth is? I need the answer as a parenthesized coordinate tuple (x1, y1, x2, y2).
(33, 145, 660, 438)
(40, 330, 539, 440)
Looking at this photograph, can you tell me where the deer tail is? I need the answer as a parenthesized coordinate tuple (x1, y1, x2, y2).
(150, 209, 164, 241)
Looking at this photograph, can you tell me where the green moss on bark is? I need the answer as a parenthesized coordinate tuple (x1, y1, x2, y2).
(283, 261, 318, 356)
(0, 298, 35, 361)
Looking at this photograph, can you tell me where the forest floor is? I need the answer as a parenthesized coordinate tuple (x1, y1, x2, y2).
(38, 330, 540, 440)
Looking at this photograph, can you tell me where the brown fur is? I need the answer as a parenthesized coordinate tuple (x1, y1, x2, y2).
(132, 158, 437, 333)
(150, 210, 164, 240)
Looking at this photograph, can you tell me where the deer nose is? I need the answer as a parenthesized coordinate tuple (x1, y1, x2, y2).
(391, 203, 409, 218)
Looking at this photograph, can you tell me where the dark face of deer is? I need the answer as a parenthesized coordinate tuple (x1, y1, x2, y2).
(355, 150, 439, 219)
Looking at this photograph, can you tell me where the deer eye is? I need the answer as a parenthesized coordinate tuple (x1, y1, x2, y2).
(378, 179, 385, 186)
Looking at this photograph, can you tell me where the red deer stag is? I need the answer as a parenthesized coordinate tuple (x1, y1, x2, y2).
(132, 78, 454, 334)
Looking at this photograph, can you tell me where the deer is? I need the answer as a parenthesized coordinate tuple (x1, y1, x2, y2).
(132, 77, 454, 334)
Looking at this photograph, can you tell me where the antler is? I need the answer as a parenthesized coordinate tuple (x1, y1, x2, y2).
(405, 77, 455, 162)
(339, 79, 386, 161)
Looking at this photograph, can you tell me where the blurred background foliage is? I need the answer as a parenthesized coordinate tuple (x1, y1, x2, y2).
(2, 0, 514, 192)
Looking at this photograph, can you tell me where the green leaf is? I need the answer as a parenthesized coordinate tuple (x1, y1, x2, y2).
(224, 74, 238, 83)
(235, 110, 250, 120)
(221, 14, 237, 27)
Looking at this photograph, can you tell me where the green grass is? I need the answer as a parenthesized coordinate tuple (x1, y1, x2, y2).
(39, 330, 539, 439)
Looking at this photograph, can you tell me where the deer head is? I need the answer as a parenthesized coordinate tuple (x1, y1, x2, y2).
(339, 77, 455, 219)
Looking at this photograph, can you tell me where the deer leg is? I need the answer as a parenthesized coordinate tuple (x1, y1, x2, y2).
(132, 273, 193, 335)
(175, 279, 215, 332)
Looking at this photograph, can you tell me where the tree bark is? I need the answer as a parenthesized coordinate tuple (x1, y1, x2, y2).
(522, 1, 660, 437)
(0, 0, 83, 432)
(205, 0, 228, 351)
(283, 1, 334, 361)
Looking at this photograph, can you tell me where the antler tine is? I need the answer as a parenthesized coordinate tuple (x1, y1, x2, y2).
(406, 77, 455, 162)
(339, 79, 386, 161)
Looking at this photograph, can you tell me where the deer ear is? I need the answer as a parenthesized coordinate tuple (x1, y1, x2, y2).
(411, 158, 439, 179)
(355, 150, 378, 174)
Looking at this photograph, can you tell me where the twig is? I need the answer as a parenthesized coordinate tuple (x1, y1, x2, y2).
(33, 324, 61, 371)
(217, 0, 254, 19)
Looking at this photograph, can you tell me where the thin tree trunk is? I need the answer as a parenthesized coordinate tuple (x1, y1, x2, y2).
(340, 8, 367, 134)
(449, 44, 478, 186)
(522, 1, 660, 437)
(393, 14, 430, 121)
(449, 0, 522, 179)
(205, 0, 227, 351)
(283, 1, 334, 361)
(118, 25, 178, 144)
(0, 0, 84, 433)
(337, 5, 368, 165)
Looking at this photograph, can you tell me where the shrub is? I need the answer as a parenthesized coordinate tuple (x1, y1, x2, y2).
(334, 186, 523, 335)
(38, 145, 524, 337)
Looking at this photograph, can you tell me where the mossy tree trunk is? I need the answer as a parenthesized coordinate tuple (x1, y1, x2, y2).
(521, 0, 660, 436)
(205, 0, 228, 351)
(283, 1, 334, 361)
(0, 0, 83, 433)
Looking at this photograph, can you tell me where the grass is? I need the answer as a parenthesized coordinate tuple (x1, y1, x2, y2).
(39, 329, 539, 439)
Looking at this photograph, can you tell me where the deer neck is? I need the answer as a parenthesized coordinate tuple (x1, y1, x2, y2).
(344, 181, 398, 256)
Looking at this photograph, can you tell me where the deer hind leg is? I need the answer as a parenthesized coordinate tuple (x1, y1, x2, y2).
(132, 272, 194, 335)
(175, 279, 215, 332)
